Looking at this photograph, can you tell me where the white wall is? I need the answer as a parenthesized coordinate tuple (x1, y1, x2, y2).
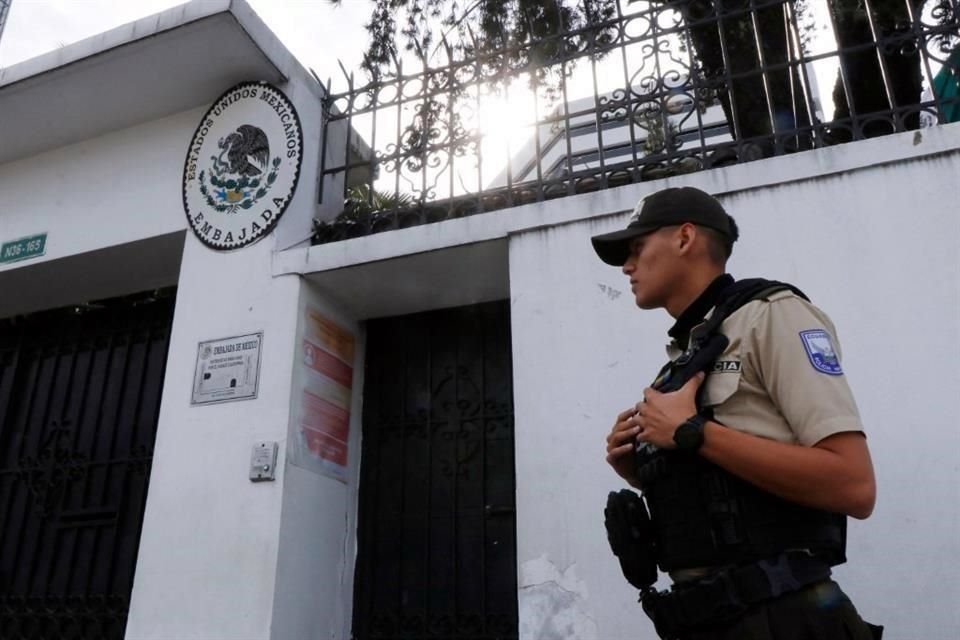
(508, 149, 960, 639)
(124, 70, 332, 638)
(269, 279, 365, 640)
(124, 232, 301, 640)
(0, 109, 200, 315)
(269, 70, 325, 253)
(0, 107, 196, 258)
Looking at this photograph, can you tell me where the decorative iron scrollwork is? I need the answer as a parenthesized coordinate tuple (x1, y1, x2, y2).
(0, 594, 128, 640)
(17, 420, 87, 519)
(316, 0, 960, 246)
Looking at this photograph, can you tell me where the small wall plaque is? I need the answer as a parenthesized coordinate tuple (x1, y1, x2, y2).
(191, 332, 263, 405)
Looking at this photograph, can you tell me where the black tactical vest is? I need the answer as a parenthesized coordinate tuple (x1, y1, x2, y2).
(636, 279, 847, 572)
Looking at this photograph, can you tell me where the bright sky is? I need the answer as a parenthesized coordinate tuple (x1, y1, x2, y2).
(0, 0, 372, 89)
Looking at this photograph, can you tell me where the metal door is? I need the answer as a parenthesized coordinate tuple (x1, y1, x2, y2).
(353, 301, 518, 639)
(0, 290, 175, 639)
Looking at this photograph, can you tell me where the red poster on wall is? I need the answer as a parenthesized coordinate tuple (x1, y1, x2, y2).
(301, 390, 348, 466)
(296, 308, 355, 482)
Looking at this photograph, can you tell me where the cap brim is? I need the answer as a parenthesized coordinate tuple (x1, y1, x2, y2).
(591, 225, 657, 266)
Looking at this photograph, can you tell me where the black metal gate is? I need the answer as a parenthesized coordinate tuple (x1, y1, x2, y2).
(0, 289, 175, 639)
(353, 301, 518, 640)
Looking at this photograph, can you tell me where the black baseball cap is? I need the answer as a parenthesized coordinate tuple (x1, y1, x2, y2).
(591, 187, 738, 266)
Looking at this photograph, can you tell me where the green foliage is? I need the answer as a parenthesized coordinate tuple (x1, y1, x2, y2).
(330, 0, 619, 79)
(339, 184, 415, 220)
(312, 184, 418, 243)
(637, 111, 677, 156)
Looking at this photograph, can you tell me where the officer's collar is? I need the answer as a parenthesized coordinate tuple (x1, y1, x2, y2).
(667, 273, 735, 347)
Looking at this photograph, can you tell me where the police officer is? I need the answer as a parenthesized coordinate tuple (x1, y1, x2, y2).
(592, 187, 881, 639)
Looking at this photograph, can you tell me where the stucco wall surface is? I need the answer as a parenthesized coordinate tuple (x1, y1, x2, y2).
(508, 149, 960, 639)
(122, 231, 301, 640)
(122, 69, 328, 638)
(0, 107, 199, 262)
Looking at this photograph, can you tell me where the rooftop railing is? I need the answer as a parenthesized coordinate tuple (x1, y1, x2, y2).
(314, 0, 960, 244)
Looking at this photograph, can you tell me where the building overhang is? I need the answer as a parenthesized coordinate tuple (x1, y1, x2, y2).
(0, 231, 186, 318)
(0, 0, 300, 165)
(299, 240, 510, 321)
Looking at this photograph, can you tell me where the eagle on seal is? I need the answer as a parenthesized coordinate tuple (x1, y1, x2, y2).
(218, 125, 270, 177)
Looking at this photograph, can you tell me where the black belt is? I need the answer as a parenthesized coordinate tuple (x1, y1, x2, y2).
(641, 552, 832, 639)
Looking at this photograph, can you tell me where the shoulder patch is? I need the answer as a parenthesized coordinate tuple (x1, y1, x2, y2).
(799, 330, 843, 375)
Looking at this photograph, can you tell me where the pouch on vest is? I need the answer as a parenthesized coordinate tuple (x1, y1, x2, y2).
(604, 489, 657, 590)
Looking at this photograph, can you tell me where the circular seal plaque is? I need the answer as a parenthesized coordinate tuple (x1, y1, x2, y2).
(182, 82, 303, 250)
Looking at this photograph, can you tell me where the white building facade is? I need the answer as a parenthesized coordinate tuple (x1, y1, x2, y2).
(1, 2, 958, 639)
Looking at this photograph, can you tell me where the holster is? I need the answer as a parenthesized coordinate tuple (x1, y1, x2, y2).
(604, 489, 657, 590)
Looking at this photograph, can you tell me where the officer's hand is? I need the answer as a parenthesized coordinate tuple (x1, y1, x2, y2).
(635, 373, 705, 449)
(606, 407, 641, 486)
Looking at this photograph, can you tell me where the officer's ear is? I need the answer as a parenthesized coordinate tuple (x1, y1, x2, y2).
(675, 223, 698, 255)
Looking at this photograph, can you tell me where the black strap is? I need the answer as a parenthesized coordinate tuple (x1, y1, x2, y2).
(650, 279, 806, 397)
(641, 552, 831, 638)
(692, 279, 807, 353)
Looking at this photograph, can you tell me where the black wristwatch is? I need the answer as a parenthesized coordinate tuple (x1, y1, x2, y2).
(673, 414, 707, 451)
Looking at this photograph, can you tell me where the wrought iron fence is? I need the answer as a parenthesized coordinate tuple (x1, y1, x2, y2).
(315, 0, 960, 244)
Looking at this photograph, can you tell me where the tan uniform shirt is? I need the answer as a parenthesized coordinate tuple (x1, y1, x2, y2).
(667, 289, 863, 444)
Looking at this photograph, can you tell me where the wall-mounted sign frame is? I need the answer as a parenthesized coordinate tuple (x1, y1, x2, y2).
(191, 332, 263, 405)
